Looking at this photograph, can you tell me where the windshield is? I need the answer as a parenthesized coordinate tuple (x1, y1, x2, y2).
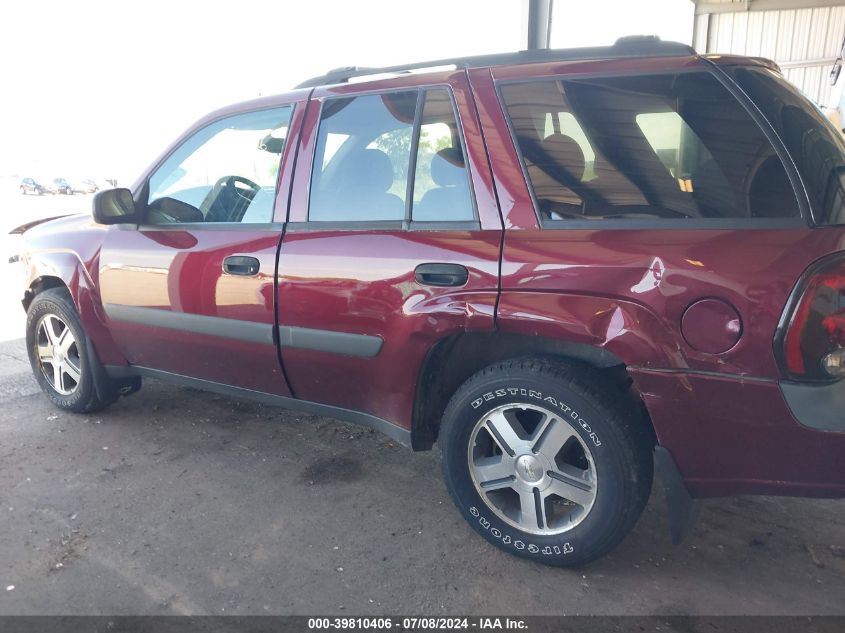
(730, 66, 845, 225)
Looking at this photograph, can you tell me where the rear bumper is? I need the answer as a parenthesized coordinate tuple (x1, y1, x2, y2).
(780, 379, 845, 432)
(630, 368, 845, 499)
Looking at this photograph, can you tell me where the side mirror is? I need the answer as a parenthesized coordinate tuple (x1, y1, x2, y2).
(92, 188, 137, 225)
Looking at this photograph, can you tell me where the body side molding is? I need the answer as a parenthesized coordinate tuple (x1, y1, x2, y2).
(277, 325, 383, 358)
(104, 304, 273, 345)
(103, 304, 383, 358)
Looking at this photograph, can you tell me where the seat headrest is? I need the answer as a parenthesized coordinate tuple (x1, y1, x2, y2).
(540, 133, 585, 182)
(344, 148, 395, 192)
(430, 147, 466, 187)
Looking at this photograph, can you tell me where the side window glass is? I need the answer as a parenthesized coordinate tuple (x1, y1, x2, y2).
(309, 92, 417, 222)
(636, 112, 684, 176)
(732, 67, 845, 224)
(308, 88, 475, 224)
(146, 106, 292, 224)
(412, 89, 474, 222)
(322, 133, 350, 168)
(500, 72, 800, 222)
(367, 126, 413, 203)
(543, 112, 596, 180)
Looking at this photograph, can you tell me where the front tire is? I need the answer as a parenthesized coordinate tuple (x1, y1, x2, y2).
(439, 358, 653, 567)
(26, 288, 118, 413)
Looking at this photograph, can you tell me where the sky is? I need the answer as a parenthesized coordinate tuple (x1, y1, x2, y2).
(0, 0, 694, 183)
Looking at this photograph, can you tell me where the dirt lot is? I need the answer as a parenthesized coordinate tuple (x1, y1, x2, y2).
(0, 190, 844, 616)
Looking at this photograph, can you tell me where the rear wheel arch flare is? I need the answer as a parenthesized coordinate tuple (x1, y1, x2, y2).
(411, 331, 654, 450)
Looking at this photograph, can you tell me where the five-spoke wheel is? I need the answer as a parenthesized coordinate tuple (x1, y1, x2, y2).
(439, 358, 653, 567)
(469, 403, 596, 535)
(35, 314, 81, 395)
(26, 287, 133, 412)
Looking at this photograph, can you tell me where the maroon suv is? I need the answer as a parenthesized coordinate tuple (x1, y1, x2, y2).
(16, 37, 845, 567)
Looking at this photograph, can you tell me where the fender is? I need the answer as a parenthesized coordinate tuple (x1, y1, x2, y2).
(19, 215, 128, 367)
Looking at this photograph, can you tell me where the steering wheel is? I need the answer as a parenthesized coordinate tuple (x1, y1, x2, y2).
(203, 175, 261, 222)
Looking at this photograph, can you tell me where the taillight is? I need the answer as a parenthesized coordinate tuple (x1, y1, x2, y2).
(780, 254, 845, 381)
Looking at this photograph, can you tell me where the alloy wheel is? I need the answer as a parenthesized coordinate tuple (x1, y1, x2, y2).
(468, 402, 597, 535)
(35, 314, 81, 395)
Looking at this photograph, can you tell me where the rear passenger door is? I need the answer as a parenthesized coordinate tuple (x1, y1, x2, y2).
(277, 72, 502, 435)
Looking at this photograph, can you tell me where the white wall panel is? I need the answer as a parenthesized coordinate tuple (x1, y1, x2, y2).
(694, 3, 845, 104)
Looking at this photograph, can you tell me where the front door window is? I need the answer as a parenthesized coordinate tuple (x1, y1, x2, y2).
(146, 106, 293, 224)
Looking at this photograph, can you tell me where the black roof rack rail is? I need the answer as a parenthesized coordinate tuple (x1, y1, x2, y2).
(295, 35, 696, 89)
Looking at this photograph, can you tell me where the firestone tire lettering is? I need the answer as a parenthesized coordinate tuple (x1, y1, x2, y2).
(468, 506, 574, 558)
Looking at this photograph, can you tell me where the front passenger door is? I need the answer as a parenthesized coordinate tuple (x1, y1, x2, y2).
(98, 102, 301, 396)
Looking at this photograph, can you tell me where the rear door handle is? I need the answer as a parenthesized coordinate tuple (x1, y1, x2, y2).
(223, 255, 260, 276)
(414, 263, 468, 287)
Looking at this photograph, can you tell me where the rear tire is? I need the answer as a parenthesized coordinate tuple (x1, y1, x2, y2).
(439, 358, 653, 567)
(26, 288, 118, 413)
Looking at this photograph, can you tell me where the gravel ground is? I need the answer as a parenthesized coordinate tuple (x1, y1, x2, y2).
(0, 335, 844, 616)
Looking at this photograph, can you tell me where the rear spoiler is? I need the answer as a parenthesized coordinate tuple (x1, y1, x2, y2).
(703, 54, 781, 74)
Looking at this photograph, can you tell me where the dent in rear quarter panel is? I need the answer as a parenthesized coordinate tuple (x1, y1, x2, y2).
(496, 228, 845, 376)
(496, 225, 845, 496)
(470, 59, 845, 495)
(493, 226, 845, 498)
(22, 215, 127, 366)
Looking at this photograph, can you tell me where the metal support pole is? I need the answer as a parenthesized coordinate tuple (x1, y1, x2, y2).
(526, 0, 554, 50)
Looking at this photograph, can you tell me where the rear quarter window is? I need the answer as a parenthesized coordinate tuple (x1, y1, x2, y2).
(499, 70, 801, 225)
(730, 66, 845, 225)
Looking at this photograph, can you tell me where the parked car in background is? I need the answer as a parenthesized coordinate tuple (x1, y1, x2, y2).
(14, 36, 845, 567)
(20, 177, 46, 195)
(70, 179, 99, 194)
(45, 178, 73, 195)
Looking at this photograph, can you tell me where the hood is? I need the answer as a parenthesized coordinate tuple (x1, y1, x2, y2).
(9, 213, 87, 235)
(10, 213, 107, 269)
